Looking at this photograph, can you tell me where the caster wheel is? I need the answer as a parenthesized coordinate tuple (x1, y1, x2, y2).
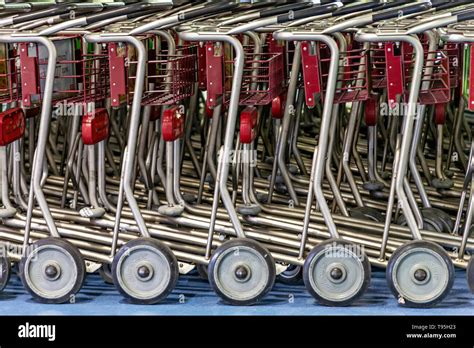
(303, 239, 371, 306)
(432, 177, 454, 190)
(274, 183, 288, 195)
(0, 254, 11, 292)
(19, 238, 85, 304)
(444, 170, 454, 179)
(387, 240, 454, 307)
(237, 204, 262, 216)
(99, 263, 113, 284)
(271, 175, 285, 185)
(196, 264, 209, 281)
(467, 258, 474, 293)
(112, 238, 178, 304)
(397, 213, 444, 233)
(209, 238, 275, 306)
(369, 190, 386, 200)
(182, 193, 197, 203)
(350, 207, 384, 223)
(79, 206, 106, 218)
(158, 204, 184, 217)
(422, 208, 454, 234)
(363, 180, 384, 192)
(264, 157, 275, 165)
(288, 165, 299, 175)
(0, 207, 17, 218)
(277, 265, 303, 285)
(256, 193, 269, 203)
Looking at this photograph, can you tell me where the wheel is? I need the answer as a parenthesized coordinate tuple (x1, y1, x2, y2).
(277, 265, 303, 285)
(421, 208, 454, 234)
(196, 263, 209, 281)
(208, 238, 276, 306)
(467, 257, 474, 293)
(362, 180, 384, 192)
(350, 207, 384, 223)
(0, 254, 11, 292)
(99, 263, 113, 284)
(237, 204, 262, 216)
(386, 240, 454, 307)
(432, 177, 454, 190)
(397, 212, 444, 233)
(19, 238, 85, 304)
(303, 239, 371, 306)
(112, 238, 178, 304)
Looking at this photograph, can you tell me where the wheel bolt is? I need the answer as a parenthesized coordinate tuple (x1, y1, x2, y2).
(330, 267, 344, 280)
(45, 265, 59, 279)
(414, 269, 428, 282)
(137, 266, 151, 279)
(235, 266, 249, 280)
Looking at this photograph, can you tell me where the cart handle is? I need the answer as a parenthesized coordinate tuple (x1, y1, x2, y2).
(179, 1, 240, 21)
(129, 2, 241, 35)
(454, 7, 474, 22)
(7, 3, 85, 26)
(406, 3, 474, 34)
(84, 3, 158, 25)
(0, 3, 32, 12)
(260, 2, 315, 18)
(226, 2, 342, 34)
(330, 1, 384, 17)
(372, 2, 432, 23)
(322, 1, 429, 34)
(276, 3, 342, 24)
(217, 1, 311, 27)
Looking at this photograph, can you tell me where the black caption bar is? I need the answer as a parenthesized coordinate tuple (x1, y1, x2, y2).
(0, 316, 472, 347)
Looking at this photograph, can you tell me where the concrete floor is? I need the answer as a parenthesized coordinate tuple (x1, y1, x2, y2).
(0, 268, 472, 316)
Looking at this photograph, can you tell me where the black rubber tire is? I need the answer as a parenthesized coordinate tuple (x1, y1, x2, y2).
(99, 263, 113, 284)
(350, 206, 384, 223)
(397, 212, 444, 233)
(196, 264, 209, 281)
(209, 238, 275, 306)
(277, 265, 303, 285)
(421, 208, 454, 233)
(467, 257, 474, 294)
(303, 239, 371, 307)
(19, 238, 86, 304)
(386, 240, 454, 308)
(0, 254, 11, 292)
(112, 238, 179, 305)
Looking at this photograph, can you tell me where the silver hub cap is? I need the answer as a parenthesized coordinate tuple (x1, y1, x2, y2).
(392, 248, 450, 304)
(24, 245, 78, 300)
(116, 245, 171, 300)
(308, 246, 365, 302)
(213, 246, 269, 302)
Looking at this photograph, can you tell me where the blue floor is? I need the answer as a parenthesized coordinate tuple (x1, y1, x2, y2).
(0, 269, 472, 316)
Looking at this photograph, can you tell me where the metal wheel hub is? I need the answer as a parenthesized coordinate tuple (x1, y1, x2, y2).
(116, 245, 171, 300)
(136, 262, 154, 282)
(213, 246, 269, 302)
(233, 264, 251, 283)
(327, 263, 347, 284)
(392, 248, 450, 304)
(307, 246, 365, 302)
(410, 265, 431, 285)
(43, 262, 62, 281)
(24, 245, 78, 300)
